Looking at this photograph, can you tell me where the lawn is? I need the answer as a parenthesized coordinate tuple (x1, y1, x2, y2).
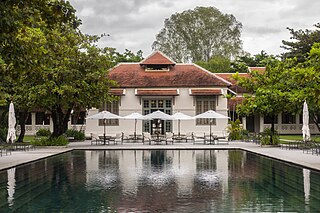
(23, 135, 35, 142)
(279, 135, 320, 142)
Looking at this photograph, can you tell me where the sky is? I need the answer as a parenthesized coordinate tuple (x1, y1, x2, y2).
(68, 0, 320, 58)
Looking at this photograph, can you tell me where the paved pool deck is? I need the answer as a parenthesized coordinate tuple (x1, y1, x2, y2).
(0, 141, 319, 172)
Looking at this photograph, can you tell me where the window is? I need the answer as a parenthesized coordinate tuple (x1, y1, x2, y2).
(145, 65, 170, 71)
(99, 100, 119, 126)
(71, 111, 86, 125)
(196, 97, 216, 125)
(281, 113, 296, 124)
(25, 113, 32, 125)
(35, 112, 50, 125)
(264, 115, 278, 124)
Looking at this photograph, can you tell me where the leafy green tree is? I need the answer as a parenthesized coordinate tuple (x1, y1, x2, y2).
(233, 62, 290, 144)
(195, 55, 231, 73)
(231, 51, 279, 73)
(0, 0, 116, 140)
(281, 23, 320, 63)
(152, 6, 243, 62)
(108, 49, 143, 66)
(285, 42, 320, 131)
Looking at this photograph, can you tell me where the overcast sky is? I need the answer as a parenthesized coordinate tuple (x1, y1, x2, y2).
(68, 0, 319, 58)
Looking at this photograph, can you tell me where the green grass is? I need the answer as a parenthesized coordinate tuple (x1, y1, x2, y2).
(279, 135, 320, 143)
(23, 135, 35, 142)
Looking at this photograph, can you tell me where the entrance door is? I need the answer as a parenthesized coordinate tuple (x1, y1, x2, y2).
(246, 115, 255, 132)
(142, 99, 172, 134)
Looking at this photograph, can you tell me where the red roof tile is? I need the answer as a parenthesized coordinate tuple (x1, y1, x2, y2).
(140, 51, 175, 65)
(190, 89, 222, 96)
(109, 63, 231, 88)
(228, 97, 245, 110)
(136, 89, 179, 96)
(216, 73, 250, 93)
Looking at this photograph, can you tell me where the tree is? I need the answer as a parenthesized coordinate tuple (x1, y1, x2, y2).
(285, 42, 320, 131)
(152, 6, 243, 63)
(281, 23, 320, 63)
(195, 55, 231, 73)
(231, 51, 279, 73)
(0, 0, 116, 140)
(233, 62, 291, 144)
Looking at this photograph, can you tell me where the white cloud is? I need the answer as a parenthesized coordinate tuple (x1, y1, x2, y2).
(69, 0, 320, 57)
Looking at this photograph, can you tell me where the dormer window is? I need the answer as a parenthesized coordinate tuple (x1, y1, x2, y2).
(145, 64, 170, 71)
(140, 51, 176, 72)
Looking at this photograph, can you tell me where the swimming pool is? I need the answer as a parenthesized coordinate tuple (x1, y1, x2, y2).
(0, 150, 319, 212)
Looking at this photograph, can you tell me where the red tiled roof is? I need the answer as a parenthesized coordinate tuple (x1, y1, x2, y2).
(228, 97, 245, 110)
(248, 67, 266, 73)
(109, 64, 231, 88)
(109, 89, 125, 96)
(190, 89, 222, 96)
(216, 73, 250, 93)
(140, 51, 175, 65)
(135, 89, 179, 96)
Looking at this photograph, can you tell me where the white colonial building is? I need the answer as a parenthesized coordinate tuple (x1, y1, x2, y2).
(85, 51, 231, 137)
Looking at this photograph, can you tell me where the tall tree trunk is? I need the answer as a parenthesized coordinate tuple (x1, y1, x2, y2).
(17, 110, 29, 142)
(270, 114, 276, 145)
(51, 105, 72, 138)
(312, 114, 320, 132)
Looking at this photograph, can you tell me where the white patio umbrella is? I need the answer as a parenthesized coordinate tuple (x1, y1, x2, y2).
(123, 112, 150, 136)
(6, 102, 16, 143)
(194, 110, 229, 143)
(7, 167, 16, 207)
(303, 168, 310, 203)
(302, 101, 310, 142)
(172, 112, 194, 135)
(143, 110, 173, 120)
(86, 111, 122, 144)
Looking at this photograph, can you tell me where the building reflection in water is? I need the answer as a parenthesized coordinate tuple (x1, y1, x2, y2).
(85, 150, 231, 198)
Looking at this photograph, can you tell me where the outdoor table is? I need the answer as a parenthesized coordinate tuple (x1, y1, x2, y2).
(173, 134, 187, 143)
(151, 134, 166, 144)
(99, 136, 116, 145)
(129, 133, 143, 143)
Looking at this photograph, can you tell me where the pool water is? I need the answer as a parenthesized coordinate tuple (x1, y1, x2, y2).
(0, 150, 319, 212)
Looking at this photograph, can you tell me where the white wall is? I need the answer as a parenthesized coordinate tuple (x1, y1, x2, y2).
(85, 87, 229, 137)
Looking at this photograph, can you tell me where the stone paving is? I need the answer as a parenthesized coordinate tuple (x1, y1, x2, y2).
(0, 140, 319, 171)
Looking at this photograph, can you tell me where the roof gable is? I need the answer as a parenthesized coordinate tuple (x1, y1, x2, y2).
(140, 51, 176, 65)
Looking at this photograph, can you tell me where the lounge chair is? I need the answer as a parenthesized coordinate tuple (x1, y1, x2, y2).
(192, 133, 205, 144)
(142, 132, 151, 145)
(91, 133, 103, 145)
(165, 132, 174, 144)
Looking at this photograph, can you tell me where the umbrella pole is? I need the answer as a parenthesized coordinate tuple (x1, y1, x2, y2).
(178, 120, 181, 136)
(134, 119, 137, 139)
(104, 119, 106, 145)
(210, 119, 212, 143)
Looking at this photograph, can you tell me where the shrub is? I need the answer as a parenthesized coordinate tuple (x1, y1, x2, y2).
(36, 128, 51, 137)
(65, 129, 85, 141)
(31, 135, 68, 146)
(227, 119, 246, 140)
(260, 128, 279, 145)
(0, 127, 8, 142)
